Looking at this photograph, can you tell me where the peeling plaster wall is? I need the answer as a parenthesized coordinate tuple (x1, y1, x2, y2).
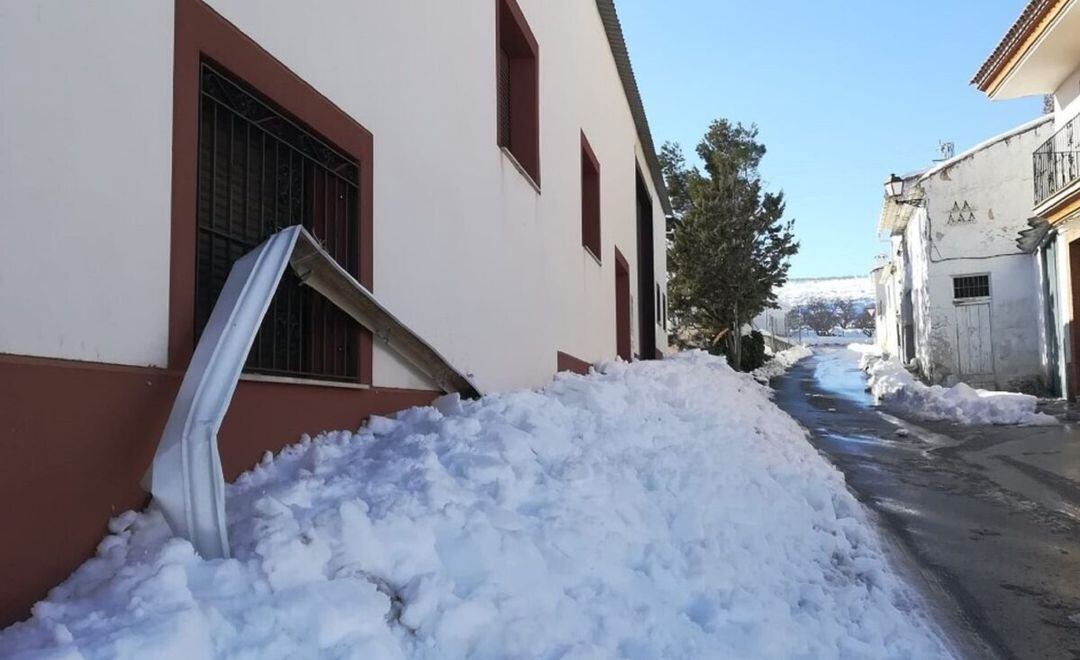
(903, 208, 936, 380)
(874, 236, 905, 358)
(1034, 233, 1066, 396)
(904, 120, 1052, 391)
(1051, 217, 1080, 394)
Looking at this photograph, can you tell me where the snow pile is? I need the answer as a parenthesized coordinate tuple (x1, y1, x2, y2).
(0, 353, 954, 659)
(753, 343, 813, 382)
(860, 351, 1055, 426)
(848, 343, 881, 358)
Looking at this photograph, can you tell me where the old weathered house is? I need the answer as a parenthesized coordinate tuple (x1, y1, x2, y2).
(875, 117, 1054, 391)
(973, 0, 1080, 399)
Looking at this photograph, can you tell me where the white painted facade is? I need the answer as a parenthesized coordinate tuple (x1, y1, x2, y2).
(0, 1, 176, 368)
(974, 0, 1080, 399)
(1035, 57, 1080, 399)
(872, 263, 901, 358)
(0, 0, 669, 393)
(876, 117, 1054, 392)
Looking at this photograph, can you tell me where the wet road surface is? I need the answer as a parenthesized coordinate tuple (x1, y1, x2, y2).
(772, 348, 1080, 660)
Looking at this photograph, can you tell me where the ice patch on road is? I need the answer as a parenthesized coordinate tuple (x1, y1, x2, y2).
(0, 352, 954, 659)
(855, 345, 1056, 426)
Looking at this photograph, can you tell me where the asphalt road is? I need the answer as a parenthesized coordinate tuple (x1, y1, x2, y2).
(772, 347, 1080, 660)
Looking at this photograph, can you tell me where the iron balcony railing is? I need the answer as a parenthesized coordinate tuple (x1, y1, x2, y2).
(1034, 113, 1080, 206)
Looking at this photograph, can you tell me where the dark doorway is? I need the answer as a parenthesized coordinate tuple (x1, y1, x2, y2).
(1069, 239, 1080, 399)
(615, 248, 632, 361)
(635, 169, 657, 359)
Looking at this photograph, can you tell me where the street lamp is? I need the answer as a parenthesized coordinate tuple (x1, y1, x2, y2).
(884, 173, 905, 198)
(883, 173, 924, 207)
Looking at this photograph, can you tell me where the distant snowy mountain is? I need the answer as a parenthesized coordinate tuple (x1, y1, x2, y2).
(753, 276, 877, 341)
(775, 276, 875, 310)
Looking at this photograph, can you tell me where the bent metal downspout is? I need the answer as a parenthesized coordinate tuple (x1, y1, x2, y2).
(150, 226, 303, 559)
(149, 226, 480, 559)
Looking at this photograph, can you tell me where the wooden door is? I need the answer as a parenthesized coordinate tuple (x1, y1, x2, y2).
(956, 303, 993, 376)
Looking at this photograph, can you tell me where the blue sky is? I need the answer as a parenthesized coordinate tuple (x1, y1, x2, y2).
(617, 1, 1043, 279)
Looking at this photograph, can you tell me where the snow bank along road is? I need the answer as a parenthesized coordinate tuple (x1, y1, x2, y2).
(0, 352, 955, 659)
(773, 348, 1080, 660)
(857, 347, 1056, 427)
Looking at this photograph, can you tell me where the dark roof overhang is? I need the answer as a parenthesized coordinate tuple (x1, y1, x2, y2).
(595, 0, 673, 216)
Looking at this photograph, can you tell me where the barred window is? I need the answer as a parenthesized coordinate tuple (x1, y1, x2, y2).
(496, 0, 539, 183)
(953, 275, 990, 300)
(195, 63, 361, 381)
(581, 132, 601, 258)
(497, 47, 511, 149)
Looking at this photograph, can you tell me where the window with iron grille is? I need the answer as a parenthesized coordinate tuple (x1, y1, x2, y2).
(580, 132, 600, 259)
(952, 274, 990, 301)
(195, 63, 361, 381)
(496, 0, 539, 184)
(497, 48, 511, 149)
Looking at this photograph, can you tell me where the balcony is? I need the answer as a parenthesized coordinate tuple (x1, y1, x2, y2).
(1034, 114, 1080, 207)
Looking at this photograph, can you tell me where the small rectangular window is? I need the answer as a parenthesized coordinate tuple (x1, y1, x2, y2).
(580, 132, 600, 260)
(953, 274, 990, 300)
(496, 0, 539, 185)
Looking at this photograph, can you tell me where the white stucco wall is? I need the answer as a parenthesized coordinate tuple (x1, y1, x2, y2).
(872, 265, 900, 357)
(1052, 64, 1080, 126)
(0, 1, 668, 393)
(905, 120, 1052, 390)
(0, 1, 175, 367)
(1050, 216, 1080, 394)
(900, 209, 931, 372)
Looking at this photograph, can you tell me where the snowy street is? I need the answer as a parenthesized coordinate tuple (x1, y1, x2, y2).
(772, 348, 1080, 659)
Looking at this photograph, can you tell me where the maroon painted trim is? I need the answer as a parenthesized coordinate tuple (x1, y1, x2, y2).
(0, 352, 437, 626)
(495, 0, 540, 185)
(171, 0, 374, 383)
(580, 131, 601, 261)
(556, 350, 591, 376)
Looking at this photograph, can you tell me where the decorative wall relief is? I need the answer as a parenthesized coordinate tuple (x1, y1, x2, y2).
(946, 201, 976, 225)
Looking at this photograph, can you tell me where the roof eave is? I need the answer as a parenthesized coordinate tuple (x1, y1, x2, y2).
(972, 0, 1066, 95)
(594, 0, 673, 217)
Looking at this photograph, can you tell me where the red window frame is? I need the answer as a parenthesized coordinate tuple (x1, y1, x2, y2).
(496, 0, 540, 185)
(580, 131, 601, 260)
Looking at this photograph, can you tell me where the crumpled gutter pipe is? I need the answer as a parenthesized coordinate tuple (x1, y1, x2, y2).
(149, 226, 479, 558)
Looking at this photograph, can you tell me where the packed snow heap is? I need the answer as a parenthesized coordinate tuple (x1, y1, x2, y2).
(855, 345, 1055, 426)
(752, 343, 813, 383)
(1, 352, 953, 659)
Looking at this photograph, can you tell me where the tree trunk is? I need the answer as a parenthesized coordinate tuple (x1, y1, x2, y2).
(730, 302, 742, 371)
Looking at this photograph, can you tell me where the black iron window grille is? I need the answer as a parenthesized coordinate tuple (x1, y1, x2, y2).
(953, 275, 990, 301)
(496, 47, 511, 148)
(195, 63, 361, 381)
(1033, 114, 1080, 206)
